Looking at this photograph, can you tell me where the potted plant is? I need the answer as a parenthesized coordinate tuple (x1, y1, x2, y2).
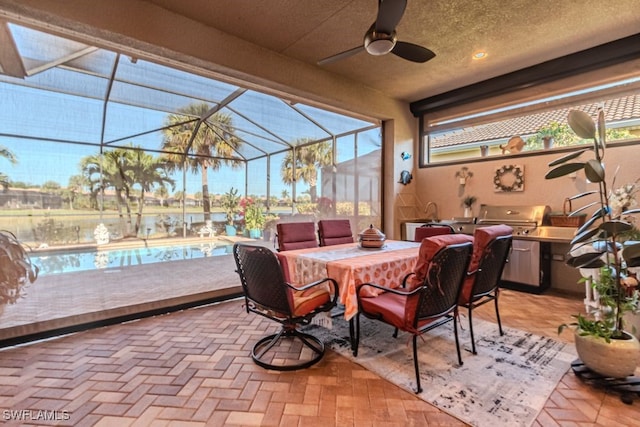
(547, 109, 640, 378)
(462, 195, 477, 218)
(0, 230, 39, 307)
(221, 187, 240, 236)
(455, 167, 473, 186)
(242, 197, 265, 239)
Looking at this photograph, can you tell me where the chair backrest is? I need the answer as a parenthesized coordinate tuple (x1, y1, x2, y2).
(414, 223, 455, 242)
(407, 233, 473, 290)
(414, 238, 473, 323)
(276, 222, 318, 251)
(233, 243, 292, 316)
(473, 234, 513, 297)
(318, 219, 354, 246)
(460, 224, 513, 303)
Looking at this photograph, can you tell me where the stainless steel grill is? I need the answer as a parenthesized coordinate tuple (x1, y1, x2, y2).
(451, 204, 579, 242)
(452, 204, 550, 236)
(449, 204, 575, 294)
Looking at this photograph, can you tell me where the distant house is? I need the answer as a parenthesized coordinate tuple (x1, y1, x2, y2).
(0, 188, 63, 209)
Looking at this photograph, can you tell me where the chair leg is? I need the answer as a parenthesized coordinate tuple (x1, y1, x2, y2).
(453, 313, 463, 366)
(412, 334, 422, 394)
(393, 327, 399, 338)
(494, 293, 504, 336)
(254, 327, 286, 360)
(251, 326, 325, 371)
(468, 305, 477, 355)
(351, 315, 359, 357)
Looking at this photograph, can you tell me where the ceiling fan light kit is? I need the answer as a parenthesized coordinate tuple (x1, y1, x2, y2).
(364, 31, 396, 55)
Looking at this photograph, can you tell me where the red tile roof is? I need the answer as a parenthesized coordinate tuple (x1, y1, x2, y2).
(431, 94, 640, 148)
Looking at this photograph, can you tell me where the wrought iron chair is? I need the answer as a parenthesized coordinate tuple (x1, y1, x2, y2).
(233, 243, 338, 371)
(458, 225, 513, 354)
(414, 223, 455, 242)
(354, 234, 473, 393)
(317, 219, 354, 246)
(276, 222, 318, 251)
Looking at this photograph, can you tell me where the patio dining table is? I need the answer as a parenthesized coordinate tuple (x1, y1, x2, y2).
(277, 240, 421, 320)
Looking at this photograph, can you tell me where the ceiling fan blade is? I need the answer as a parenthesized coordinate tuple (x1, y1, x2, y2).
(317, 45, 364, 66)
(391, 41, 436, 63)
(375, 0, 407, 34)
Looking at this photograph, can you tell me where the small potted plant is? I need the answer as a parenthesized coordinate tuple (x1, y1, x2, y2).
(221, 187, 240, 236)
(0, 230, 39, 306)
(462, 195, 477, 218)
(547, 108, 640, 378)
(242, 197, 265, 239)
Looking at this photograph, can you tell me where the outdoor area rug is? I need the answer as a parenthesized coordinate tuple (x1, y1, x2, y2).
(305, 315, 576, 427)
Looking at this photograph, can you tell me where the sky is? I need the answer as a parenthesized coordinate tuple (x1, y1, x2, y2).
(0, 85, 291, 198)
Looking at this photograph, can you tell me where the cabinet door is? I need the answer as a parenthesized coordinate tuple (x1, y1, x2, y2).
(502, 240, 541, 287)
(402, 222, 427, 241)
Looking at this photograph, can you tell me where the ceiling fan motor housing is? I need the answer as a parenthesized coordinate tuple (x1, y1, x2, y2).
(364, 31, 397, 55)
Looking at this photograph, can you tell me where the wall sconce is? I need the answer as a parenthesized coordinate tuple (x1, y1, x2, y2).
(455, 167, 473, 186)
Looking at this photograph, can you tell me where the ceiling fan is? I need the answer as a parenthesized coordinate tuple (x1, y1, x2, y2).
(317, 0, 435, 66)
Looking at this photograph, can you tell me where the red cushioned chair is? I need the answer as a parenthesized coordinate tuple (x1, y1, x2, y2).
(233, 243, 338, 371)
(276, 222, 318, 251)
(318, 219, 354, 246)
(354, 234, 473, 393)
(458, 224, 513, 354)
(414, 223, 455, 242)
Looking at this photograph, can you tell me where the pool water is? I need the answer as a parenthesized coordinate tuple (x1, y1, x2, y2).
(31, 242, 230, 276)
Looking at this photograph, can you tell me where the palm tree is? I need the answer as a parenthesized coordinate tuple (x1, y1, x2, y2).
(154, 186, 169, 207)
(65, 175, 86, 210)
(173, 190, 185, 208)
(0, 144, 17, 190)
(161, 103, 242, 221)
(128, 150, 175, 234)
(81, 148, 135, 236)
(281, 139, 332, 202)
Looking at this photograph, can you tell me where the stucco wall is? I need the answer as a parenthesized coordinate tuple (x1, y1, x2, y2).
(412, 144, 638, 221)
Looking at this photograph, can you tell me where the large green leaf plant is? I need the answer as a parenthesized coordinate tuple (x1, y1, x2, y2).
(547, 109, 640, 342)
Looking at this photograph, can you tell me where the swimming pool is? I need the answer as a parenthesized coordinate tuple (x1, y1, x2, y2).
(31, 242, 229, 276)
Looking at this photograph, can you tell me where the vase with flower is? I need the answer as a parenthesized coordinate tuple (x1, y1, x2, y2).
(316, 197, 334, 218)
(241, 197, 266, 239)
(221, 187, 240, 236)
(462, 195, 477, 218)
(547, 108, 640, 378)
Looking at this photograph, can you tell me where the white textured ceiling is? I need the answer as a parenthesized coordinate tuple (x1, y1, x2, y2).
(144, 0, 640, 103)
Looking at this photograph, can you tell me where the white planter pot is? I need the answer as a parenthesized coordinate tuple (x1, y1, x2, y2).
(574, 330, 640, 378)
(623, 312, 640, 340)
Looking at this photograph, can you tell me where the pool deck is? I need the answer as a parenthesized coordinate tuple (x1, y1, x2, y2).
(32, 233, 263, 253)
(0, 235, 273, 343)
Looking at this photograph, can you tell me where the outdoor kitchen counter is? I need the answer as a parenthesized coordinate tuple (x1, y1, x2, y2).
(511, 226, 577, 243)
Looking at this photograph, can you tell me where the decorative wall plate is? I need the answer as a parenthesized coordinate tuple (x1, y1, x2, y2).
(494, 164, 524, 192)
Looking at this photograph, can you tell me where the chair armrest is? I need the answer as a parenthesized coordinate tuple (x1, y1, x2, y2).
(400, 272, 416, 288)
(356, 281, 421, 299)
(286, 277, 339, 304)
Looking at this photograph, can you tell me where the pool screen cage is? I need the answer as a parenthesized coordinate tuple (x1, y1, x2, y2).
(0, 21, 382, 244)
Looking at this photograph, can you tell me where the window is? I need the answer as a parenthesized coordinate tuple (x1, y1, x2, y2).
(420, 77, 640, 165)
